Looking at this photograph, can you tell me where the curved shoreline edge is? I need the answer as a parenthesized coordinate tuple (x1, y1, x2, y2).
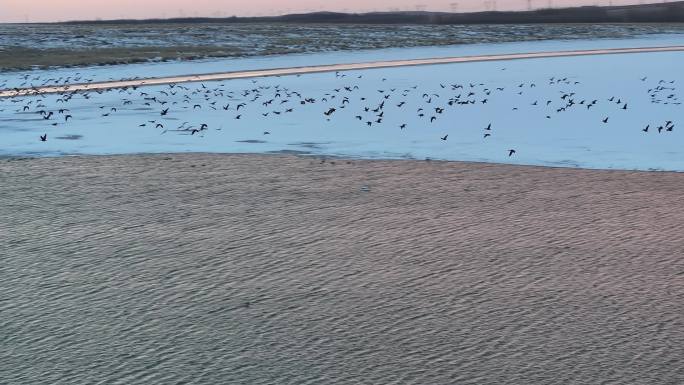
(3, 45, 684, 98)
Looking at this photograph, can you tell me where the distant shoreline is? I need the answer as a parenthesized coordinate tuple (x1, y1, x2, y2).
(34, 1, 684, 25)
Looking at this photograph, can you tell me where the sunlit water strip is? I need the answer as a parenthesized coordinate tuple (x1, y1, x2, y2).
(3, 45, 684, 98)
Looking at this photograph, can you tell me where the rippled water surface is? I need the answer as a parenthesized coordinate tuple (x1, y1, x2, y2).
(2, 154, 683, 384)
(2, 23, 684, 61)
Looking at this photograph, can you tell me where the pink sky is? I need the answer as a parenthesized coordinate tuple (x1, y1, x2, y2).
(2, 0, 646, 23)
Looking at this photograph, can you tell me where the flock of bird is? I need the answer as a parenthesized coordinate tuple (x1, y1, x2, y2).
(0, 67, 680, 159)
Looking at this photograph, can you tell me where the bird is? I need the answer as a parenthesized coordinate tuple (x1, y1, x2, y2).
(484, 133, 491, 138)
(39, 134, 47, 142)
(602, 117, 609, 124)
(643, 125, 649, 133)
(441, 135, 448, 141)
(508, 149, 516, 157)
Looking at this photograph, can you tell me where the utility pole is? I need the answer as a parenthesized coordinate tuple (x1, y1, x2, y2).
(484, 0, 498, 11)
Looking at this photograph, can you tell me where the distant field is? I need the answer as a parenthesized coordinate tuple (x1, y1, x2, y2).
(2, 23, 684, 71)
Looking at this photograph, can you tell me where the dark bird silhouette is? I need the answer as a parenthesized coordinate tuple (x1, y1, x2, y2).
(441, 134, 448, 141)
(643, 125, 649, 133)
(40, 134, 47, 142)
(602, 117, 609, 124)
(508, 149, 516, 157)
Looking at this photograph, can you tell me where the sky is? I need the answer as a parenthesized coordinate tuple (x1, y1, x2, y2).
(0, 0, 656, 22)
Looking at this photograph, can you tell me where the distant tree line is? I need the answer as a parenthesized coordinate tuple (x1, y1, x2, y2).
(61, 1, 684, 24)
